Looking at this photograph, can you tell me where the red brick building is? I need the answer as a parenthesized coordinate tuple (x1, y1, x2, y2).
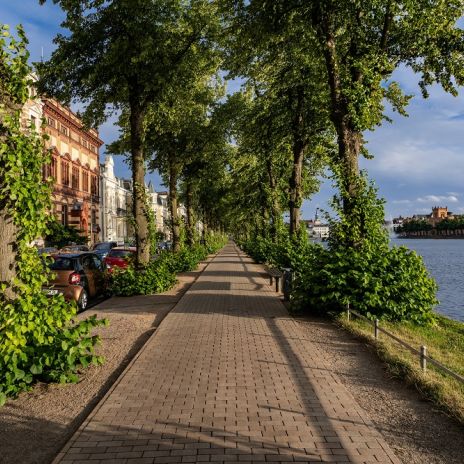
(42, 98, 103, 244)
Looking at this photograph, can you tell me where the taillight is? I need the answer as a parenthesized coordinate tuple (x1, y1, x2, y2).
(69, 272, 81, 285)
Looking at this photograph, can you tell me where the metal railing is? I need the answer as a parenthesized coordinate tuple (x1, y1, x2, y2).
(346, 304, 464, 384)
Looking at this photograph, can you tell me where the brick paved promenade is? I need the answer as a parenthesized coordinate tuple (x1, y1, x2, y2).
(55, 243, 400, 464)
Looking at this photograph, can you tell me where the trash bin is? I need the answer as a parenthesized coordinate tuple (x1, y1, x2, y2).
(282, 268, 293, 301)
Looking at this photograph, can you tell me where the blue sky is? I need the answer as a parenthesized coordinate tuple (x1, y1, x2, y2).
(2, 1, 464, 221)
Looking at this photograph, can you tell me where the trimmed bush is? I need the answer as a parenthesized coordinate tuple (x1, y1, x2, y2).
(110, 257, 177, 296)
(239, 174, 438, 324)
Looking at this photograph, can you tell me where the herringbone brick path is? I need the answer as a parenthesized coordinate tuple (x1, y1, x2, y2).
(54, 243, 400, 464)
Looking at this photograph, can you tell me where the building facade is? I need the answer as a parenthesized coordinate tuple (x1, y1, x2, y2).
(42, 98, 103, 244)
(147, 185, 170, 240)
(100, 155, 132, 244)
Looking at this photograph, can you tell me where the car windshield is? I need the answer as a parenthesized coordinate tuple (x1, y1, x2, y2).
(93, 243, 111, 250)
(108, 250, 134, 258)
(49, 257, 75, 271)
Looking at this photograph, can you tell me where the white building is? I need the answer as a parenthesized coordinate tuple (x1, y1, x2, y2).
(100, 155, 132, 243)
(312, 223, 330, 239)
(146, 184, 170, 240)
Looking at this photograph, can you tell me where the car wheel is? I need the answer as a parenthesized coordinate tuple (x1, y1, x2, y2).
(78, 288, 88, 311)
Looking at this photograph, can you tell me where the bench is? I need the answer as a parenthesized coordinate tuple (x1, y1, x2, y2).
(266, 267, 283, 292)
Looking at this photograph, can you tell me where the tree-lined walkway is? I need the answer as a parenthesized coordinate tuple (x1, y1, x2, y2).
(54, 243, 400, 464)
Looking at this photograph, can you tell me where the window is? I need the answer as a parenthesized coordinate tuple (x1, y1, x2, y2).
(61, 204, 68, 226)
(49, 257, 74, 271)
(91, 209, 97, 227)
(51, 157, 57, 179)
(83, 172, 89, 192)
(42, 163, 51, 181)
(72, 166, 80, 190)
(81, 138, 88, 148)
(47, 117, 55, 128)
(30, 115, 36, 128)
(43, 157, 57, 181)
(92, 255, 103, 270)
(61, 160, 70, 186)
(82, 255, 96, 271)
(60, 124, 68, 136)
(90, 144, 96, 153)
(91, 175, 98, 196)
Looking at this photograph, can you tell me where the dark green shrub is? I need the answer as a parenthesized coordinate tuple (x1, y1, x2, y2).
(109, 233, 227, 297)
(110, 258, 177, 296)
(204, 232, 228, 254)
(293, 172, 438, 323)
(239, 173, 438, 324)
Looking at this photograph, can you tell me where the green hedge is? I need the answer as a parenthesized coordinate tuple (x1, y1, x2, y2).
(110, 234, 227, 297)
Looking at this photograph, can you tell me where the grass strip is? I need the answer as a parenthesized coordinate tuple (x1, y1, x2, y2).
(336, 313, 464, 424)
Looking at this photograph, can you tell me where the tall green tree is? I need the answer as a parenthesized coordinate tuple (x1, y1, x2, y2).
(239, 0, 464, 244)
(223, 3, 332, 236)
(146, 84, 224, 251)
(110, 54, 224, 251)
(38, 0, 219, 265)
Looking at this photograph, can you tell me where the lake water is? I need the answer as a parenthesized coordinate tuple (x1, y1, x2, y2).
(391, 238, 464, 321)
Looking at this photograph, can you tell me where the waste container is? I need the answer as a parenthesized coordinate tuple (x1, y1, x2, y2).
(282, 268, 293, 301)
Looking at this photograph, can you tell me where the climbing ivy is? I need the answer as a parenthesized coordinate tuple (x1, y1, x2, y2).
(0, 25, 106, 406)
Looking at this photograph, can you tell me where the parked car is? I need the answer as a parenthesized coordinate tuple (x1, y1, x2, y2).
(92, 241, 118, 259)
(104, 247, 136, 271)
(43, 252, 107, 310)
(158, 240, 172, 251)
(60, 244, 90, 252)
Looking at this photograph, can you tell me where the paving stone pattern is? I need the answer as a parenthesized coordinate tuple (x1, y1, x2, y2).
(54, 244, 401, 464)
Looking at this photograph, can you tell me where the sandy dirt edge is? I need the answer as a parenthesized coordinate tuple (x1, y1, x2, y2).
(294, 316, 464, 464)
(0, 260, 211, 464)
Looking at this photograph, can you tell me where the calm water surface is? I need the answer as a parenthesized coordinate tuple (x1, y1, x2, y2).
(391, 238, 464, 321)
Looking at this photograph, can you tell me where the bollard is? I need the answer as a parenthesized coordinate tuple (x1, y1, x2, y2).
(346, 303, 350, 321)
(374, 319, 379, 340)
(420, 345, 427, 372)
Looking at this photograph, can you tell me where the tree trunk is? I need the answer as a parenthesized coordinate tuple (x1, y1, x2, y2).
(289, 143, 305, 237)
(288, 87, 306, 237)
(0, 207, 17, 300)
(320, 15, 363, 243)
(185, 180, 194, 247)
(202, 210, 208, 242)
(129, 93, 149, 267)
(169, 160, 180, 252)
(266, 158, 280, 241)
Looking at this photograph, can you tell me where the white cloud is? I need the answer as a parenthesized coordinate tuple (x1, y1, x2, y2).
(417, 195, 459, 203)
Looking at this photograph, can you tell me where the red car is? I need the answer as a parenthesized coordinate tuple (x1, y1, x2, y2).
(104, 247, 136, 271)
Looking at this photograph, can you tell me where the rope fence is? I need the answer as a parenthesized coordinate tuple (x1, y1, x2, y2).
(346, 304, 464, 384)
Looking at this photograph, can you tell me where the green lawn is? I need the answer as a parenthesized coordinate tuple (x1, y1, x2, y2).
(338, 313, 464, 424)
